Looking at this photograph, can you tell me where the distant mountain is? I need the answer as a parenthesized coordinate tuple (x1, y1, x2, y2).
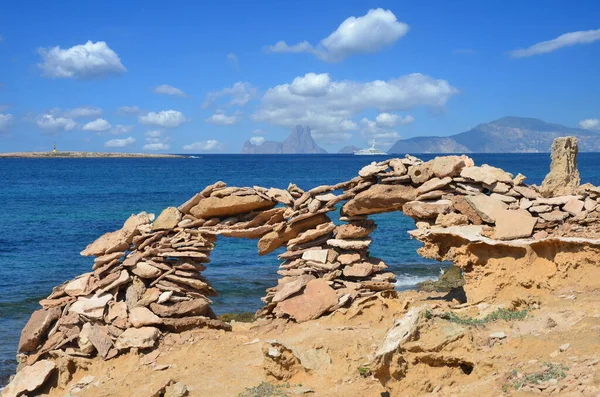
(338, 145, 360, 154)
(242, 125, 327, 154)
(388, 116, 600, 154)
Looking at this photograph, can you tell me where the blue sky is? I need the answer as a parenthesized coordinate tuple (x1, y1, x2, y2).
(0, 0, 599, 153)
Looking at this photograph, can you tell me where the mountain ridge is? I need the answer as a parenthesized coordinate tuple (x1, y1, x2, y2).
(242, 125, 327, 154)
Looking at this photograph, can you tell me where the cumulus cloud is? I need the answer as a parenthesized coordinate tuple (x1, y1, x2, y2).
(227, 53, 240, 71)
(579, 118, 600, 130)
(510, 29, 600, 58)
(111, 125, 134, 135)
(202, 82, 257, 108)
(139, 110, 189, 128)
(35, 113, 78, 132)
(153, 84, 187, 97)
(105, 137, 135, 148)
(205, 112, 241, 125)
(143, 130, 171, 150)
(182, 140, 220, 151)
(37, 41, 126, 79)
(82, 118, 111, 132)
(375, 112, 415, 128)
(252, 72, 456, 143)
(117, 105, 140, 115)
(266, 9, 408, 62)
(0, 113, 14, 133)
(249, 136, 265, 146)
(63, 106, 103, 118)
(290, 73, 331, 97)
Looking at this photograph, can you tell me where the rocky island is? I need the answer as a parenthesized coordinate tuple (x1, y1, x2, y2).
(3, 136, 600, 397)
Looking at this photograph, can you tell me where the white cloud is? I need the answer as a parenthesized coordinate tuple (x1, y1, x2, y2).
(143, 129, 171, 150)
(0, 113, 14, 133)
(227, 53, 240, 71)
(139, 110, 189, 128)
(375, 112, 414, 128)
(579, 118, 600, 130)
(144, 130, 164, 140)
(202, 82, 257, 108)
(206, 112, 241, 125)
(117, 105, 140, 115)
(266, 8, 408, 62)
(36, 113, 78, 132)
(360, 117, 401, 146)
(37, 41, 126, 79)
(82, 118, 111, 132)
(64, 106, 103, 118)
(249, 136, 265, 146)
(143, 143, 170, 151)
(111, 124, 134, 135)
(290, 73, 331, 97)
(183, 140, 220, 151)
(253, 72, 456, 143)
(105, 137, 136, 148)
(153, 84, 187, 97)
(510, 29, 600, 58)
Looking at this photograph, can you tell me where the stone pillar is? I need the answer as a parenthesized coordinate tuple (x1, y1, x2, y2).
(540, 136, 580, 197)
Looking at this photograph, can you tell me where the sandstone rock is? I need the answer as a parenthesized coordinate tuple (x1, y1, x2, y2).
(86, 324, 114, 359)
(359, 162, 388, 178)
(519, 198, 533, 210)
(288, 223, 335, 246)
(512, 185, 540, 200)
(389, 159, 407, 175)
(563, 198, 585, 216)
(165, 382, 189, 397)
(273, 275, 315, 303)
(160, 316, 231, 332)
(342, 184, 417, 216)
(535, 195, 582, 206)
(278, 279, 338, 323)
(266, 188, 294, 206)
(153, 207, 182, 230)
(460, 164, 513, 185)
(97, 269, 130, 294)
(315, 193, 337, 202)
(403, 200, 452, 219)
(301, 249, 329, 264)
(190, 194, 275, 219)
(157, 291, 173, 304)
(333, 220, 376, 239)
(408, 163, 433, 184)
(416, 177, 452, 195)
(540, 136, 580, 197)
(342, 262, 374, 277)
(132, 262, 162, 278)
(435, 212, 469, 227)
(490, 182, 510, 194)
(129, 306, 163, 327)
(584, 198, 597, 211)
(326, 238, 372, 250)
(493, 210, 537, 240)
(69, 293, 113, 320)
(337, 253, 361, 265)
(452, 196, 483, 225)
(81, 212, 152, 256)
(513, 173, 526, 185)
(1, 359, 56, 397)
(115, 326, 160, 350)
(430, 156, 469, 178)
(533, 230, 548, 240)
(529, 205, 552, 213)
(150, 299, 211, 318)
(258, 214, 329, 255)
(464, 195, 508, 223)
(18, 307, 62, 353)
(540, 210, 569, 222)
(489, 193, 517, 203)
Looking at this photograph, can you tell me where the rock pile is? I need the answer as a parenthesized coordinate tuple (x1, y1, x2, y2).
(14, 135, 600, 376)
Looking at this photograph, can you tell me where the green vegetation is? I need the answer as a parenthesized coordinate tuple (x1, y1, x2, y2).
(503, 362, 569, 392)
(440, 308, 529, 327)
(218, 312, 255, 323)
(358, 365, 372, 377)
(237, 382, 290, 397)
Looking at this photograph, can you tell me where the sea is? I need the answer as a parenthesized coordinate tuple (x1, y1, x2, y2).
(2, 153, 600, 386)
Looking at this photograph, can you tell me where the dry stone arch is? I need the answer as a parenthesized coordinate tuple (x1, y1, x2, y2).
(17, 136, 599, 366)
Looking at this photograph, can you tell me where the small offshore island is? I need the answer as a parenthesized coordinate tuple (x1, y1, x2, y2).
(0, 151, 185, 159)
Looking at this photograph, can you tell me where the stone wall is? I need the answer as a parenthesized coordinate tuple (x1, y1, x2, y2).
(15, 136, 600, 370)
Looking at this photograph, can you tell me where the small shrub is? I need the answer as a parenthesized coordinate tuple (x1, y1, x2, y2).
(440, 308, 529, 327)
(237, 382, 289, 397)
(358, 365, 372, 377)
(504, 362, 569, 391)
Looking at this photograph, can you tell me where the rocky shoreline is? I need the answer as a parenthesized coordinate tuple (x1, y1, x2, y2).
(0, 152, 185, 158)
(3, 136, 600, 397)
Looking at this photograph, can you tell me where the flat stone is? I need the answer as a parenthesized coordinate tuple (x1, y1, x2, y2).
(337, 253, 362, 265)
(165, 382, 189, 397)
(519, 198, 533, 210)
(513, 185, 540, 199)
(1, 359, 56, 397)
(529, 205, 552, 213)
(190, 194, 275, 219)
(540, 210, 569, 222)
(129, 306, 163, 327)
(288, 223, 335, 246)
(389, 159, 407, 175)
(464, 195, 508, 223)
(535, 195, 583, 206)
(273, 275, 315, 303)
(301, 249, 329, 264)
(315, 193, 337, 202)
(81, 212, 152, 256)
(490, 331, 506, 339)
(403, 200, 452, 219)
(153, 207, 182, 231)
(69, 293, 113, 320)
(563, 198, 585, 216)
(266, 188, 294, 206)
(158, 291, 173, 304)
(435, 212, 469, 227)
(489, 193, 517, 203)
(18, 307, 62, 353)
(358, 162, 388, 178)
(430, 155, 470, 178)
(86, 324, 114, 359)
(342, 184, 417, 216)
(416, 177, 452, 195)
(408, 163, 433, 184)
(278, 279, 338, 323)
(97, 269, 130, 294)
(584, 198, 597, 211)
(342, 262, 374, 277)
(452, 196, 483, 225)
(258, 214, 329, 255)
(333, 220, 376, 239)
(150, 298, 211, 318)
(132, 262, 163, 278)
(326, 238, 372, 250)
(460, 164, 513, 185)
(493, 210, 537, 240)
(115, 326, 160, 350)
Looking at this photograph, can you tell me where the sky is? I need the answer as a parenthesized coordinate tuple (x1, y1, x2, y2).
(0, 0, 599, 153)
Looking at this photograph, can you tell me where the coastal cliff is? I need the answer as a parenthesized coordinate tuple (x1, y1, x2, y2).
(4, 137, 600, 397)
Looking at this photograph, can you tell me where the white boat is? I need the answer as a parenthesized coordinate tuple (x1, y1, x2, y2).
(354, 143, 386, 156)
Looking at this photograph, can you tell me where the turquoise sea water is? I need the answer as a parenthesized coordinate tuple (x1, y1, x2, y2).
(2, 153, 600, 386)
